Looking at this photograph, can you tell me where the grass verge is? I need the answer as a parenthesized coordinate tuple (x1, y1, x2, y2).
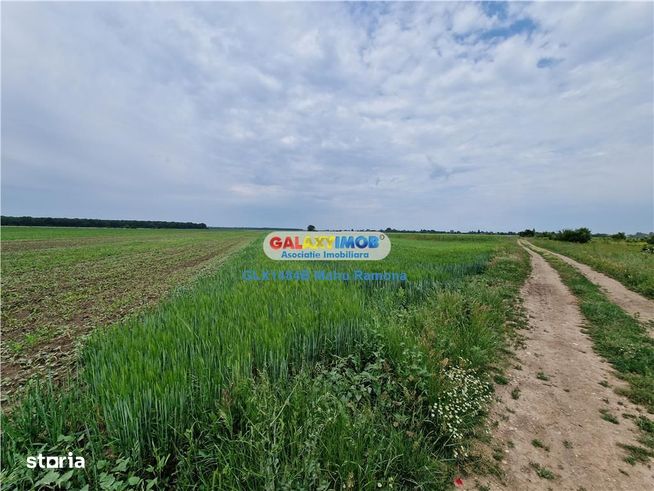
(531, 238, 654, 299)
(539, 252, 654, 464)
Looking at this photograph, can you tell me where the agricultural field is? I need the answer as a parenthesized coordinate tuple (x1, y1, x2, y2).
(1, 230, 529, 489)
(530, 237, 654, 299)
(1, 227, 259, 396)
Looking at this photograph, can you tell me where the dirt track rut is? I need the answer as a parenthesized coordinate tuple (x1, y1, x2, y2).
(473, 244, 653, 490)
(526, 241, 654, 326)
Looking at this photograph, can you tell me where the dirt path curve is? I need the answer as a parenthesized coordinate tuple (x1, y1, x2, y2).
(473, 245, 653, 490)
(525, 241, 654, 326)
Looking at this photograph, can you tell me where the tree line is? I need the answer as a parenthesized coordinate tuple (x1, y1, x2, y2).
(518, 227, 646, 244)
(1, 216, 207, 229)
(518, 227, 592, 243)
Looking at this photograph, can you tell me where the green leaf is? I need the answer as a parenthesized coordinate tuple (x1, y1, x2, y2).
(127, 476, 141, 486)
(99, 472, 116, 490)
(112, 459, 128, 473)
(57, 469, 75, 484)
(36, 470, 59, 486)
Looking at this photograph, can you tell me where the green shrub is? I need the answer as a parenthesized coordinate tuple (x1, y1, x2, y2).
(552, 228, 591, 243)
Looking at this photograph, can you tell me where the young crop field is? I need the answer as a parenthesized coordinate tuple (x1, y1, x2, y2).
(1, 230, 529, 490)
(1, 227, 259, 396)
(530, 237, 654, 299)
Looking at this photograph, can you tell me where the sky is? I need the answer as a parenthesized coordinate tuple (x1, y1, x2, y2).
(2, 1, 652, 233)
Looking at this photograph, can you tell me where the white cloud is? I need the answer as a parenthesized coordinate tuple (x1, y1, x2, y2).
(450, 3, 494, 34)
(1, 2, 652, 232)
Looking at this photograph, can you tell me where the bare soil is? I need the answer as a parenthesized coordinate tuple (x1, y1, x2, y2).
(472, 245, 653, 490)
(1, 237, 252, 402)
(527, 241, 654, 327)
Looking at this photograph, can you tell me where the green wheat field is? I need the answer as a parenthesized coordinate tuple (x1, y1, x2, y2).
(1, 227, 531, 489)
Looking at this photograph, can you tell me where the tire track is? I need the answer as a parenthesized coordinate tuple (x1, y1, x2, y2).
(473, 244, 653, 490)
(525, 241, 654, 328)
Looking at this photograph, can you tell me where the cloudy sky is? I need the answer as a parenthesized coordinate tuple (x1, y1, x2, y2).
(2, 2, 652, 232)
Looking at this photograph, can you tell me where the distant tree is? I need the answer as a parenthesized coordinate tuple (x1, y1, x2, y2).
(518, 228, 536, 237)
(611, 232, 626, 240)
(0, 216, 207, 229)
(553, 228, 591, 243)
(307, 224, 316, 231)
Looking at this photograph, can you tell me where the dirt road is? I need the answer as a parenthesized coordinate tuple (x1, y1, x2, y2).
(474, 245, 653, 490)
(526, 241, 654, 326)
